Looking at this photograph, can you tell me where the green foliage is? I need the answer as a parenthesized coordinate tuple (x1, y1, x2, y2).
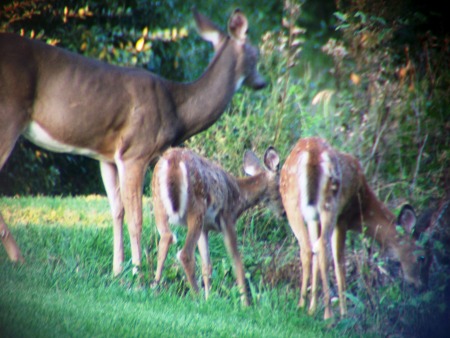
(322, 0, 449, 204)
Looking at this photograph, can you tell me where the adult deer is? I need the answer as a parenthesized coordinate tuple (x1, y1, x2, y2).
(280, 137, 431, 319)
(151, 147, 283, 305)
(0, 9, 266, 275)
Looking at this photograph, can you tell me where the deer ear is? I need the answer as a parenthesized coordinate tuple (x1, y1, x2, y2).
(264, 147, 280, 172)
(193, 7, 225, 48)
(243, 150, 263, 176)
(397, 204, 417, 233)
(228, 9, 248, 41)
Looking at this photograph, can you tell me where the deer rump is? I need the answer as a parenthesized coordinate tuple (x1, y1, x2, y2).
(157, 151, 240, 232)
(297, 148, 341, 245)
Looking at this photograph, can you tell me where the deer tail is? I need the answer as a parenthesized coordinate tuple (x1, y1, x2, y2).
(159, 158, 188, 223)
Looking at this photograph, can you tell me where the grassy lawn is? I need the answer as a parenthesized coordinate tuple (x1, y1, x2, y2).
(0, 196, 351, 338)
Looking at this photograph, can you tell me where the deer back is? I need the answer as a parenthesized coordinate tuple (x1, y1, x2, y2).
(153, 147, 282, 231)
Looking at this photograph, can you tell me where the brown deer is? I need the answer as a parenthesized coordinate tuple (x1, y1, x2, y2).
(0, 9, 266, 275)
(151, 147, 283, 305)
(280, 137, 431, 319)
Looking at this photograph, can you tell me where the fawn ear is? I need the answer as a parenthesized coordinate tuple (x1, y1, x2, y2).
(397, 204, 417, 234)
(243, 150, 263, 176)
(193, 7, 225, 49)
(264, 147, 280, 172)
(228, 9, 248, 42)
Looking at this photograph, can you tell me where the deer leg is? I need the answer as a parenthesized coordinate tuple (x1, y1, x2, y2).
(117, 159, 146, 274)
(197, 230, 212, 300)
(318, 208, 338, 320)
(178, 211, 203, 293)
(0, 213, 23, 262)
(317, 236, 332, 320)
(332, 226, 347, 317)
(153, 193, 174, 285)
(307, 216, 320, 316)
(100, 161, 125, 276)
(0, 119, 25, 262)
(283, 198, 311, 309)
(222, 219, 248, 306)
(309, 254, 319, 315)
(299, 242, 312, 309)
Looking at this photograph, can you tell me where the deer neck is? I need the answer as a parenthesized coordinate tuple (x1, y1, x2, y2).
(167, 38, 241, 142)
(236, 174, 268, 216)
(360, 185, 398, 250)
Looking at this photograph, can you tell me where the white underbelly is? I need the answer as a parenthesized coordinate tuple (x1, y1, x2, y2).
(23, 121, 104, 160)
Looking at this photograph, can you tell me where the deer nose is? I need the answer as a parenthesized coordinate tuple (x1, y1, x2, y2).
(405, 274, 426, 292)
(253, 79, 267, 90)
(245, 73, 267, 90)
(252, 76, 267, 90)
(415, 278, 428, 292)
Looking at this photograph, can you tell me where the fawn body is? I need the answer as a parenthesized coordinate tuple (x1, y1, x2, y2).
(152, 147, 282, 304)
(280, 137, 430, 319)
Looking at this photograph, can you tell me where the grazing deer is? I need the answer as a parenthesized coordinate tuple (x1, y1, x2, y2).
(280, 137, 431, 319)
(151, 147, 283, 305)
(0, 9, 266, 275)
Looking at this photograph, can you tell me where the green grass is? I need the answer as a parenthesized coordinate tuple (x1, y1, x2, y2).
(0, 196, 349, 338)
(0, 265, 327, 337)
